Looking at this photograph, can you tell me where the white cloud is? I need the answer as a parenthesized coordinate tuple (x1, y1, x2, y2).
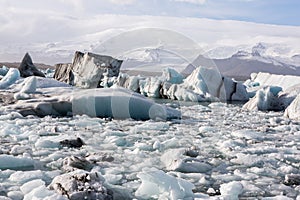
(58, 0, 85, 12)
(172, 0, 206, 5)
(108, 0, 136, 5)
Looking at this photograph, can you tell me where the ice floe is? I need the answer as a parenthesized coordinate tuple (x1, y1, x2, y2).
(135, 168, 195, 200)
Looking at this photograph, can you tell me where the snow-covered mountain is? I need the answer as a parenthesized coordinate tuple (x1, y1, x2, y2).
(119, 42, 300, 78)
(204, 42, 300, 67)
(1, 15, 300, 78)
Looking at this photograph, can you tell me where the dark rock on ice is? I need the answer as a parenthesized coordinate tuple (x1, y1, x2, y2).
(284, 174, 300, 186)
(0, 93, 16, 105)
(18, 53, 45, 78)
(49, 170, 113, 200)
(184, 147, 199, 158)
(101, 154, 114, 162)
(54, 51, 123, 88)
(18, 101, 73, 117)
(60, 137, 84, 148)
(62, 156, 93, 172)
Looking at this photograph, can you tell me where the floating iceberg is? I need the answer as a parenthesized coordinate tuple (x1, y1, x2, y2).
(6, 84, 180, 120)
(135, 168, 195, 200)
(115, 66, 249, 102)
(21, 179, 67, 200)
(72, 87, 181, 120)
(250, 72, 300, 91)
(54, 51, 122, 88)
(161, 67, 184, 84)
(139, 77, 162, 98)
(14, 76, 37, 100)
(243, 87, 283, 111)
(0, 68, 20, 89)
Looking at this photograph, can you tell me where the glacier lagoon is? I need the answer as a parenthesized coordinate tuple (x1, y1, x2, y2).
(0, 98, 300, 199)
(1, 41, 300, 198)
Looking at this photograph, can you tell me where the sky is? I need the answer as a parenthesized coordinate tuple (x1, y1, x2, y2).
(0, 0, 299, 43)
(1, 0, 299, 25)
(0, 0, 299, 63)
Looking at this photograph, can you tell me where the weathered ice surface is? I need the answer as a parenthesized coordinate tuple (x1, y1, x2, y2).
(279, 84, 300, 108)
(18, 53, 45, 78)
(0, 68, 20, 89)
(284, 94, 300, 120)
(250, 72, 300, 91)
(54, 51, 123, 88)
(115, 67, 249, 102)
(49, 170, 113, 200)
(5, 87, 180, 121)
(243, 86, 283, 111)
(53, 63, 73, 85)
(72, 87, 181, 120)
(244, 72, 300, 113)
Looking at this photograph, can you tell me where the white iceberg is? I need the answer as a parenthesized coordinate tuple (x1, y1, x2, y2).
(162, 67, 184, 84)
(166, 67, 248, 102)
(115, 66, 248, 102)
(135, 168, 195, 200)
(116, 73, 141, 92)
(250, 72, 300, 91)
(139, 77, 162, 98)
(20, 76, 37, 93)
(14, 76, 37, 100)
(220, 181, 244, 200)
(161, 149, 212, 173)
(0, 68, 20, 89)
(184, 66, 222, 98)
(243, 87, 283, 111)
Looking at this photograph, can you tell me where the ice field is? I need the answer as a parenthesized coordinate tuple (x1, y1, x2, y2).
(1, 99, 300, 199)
